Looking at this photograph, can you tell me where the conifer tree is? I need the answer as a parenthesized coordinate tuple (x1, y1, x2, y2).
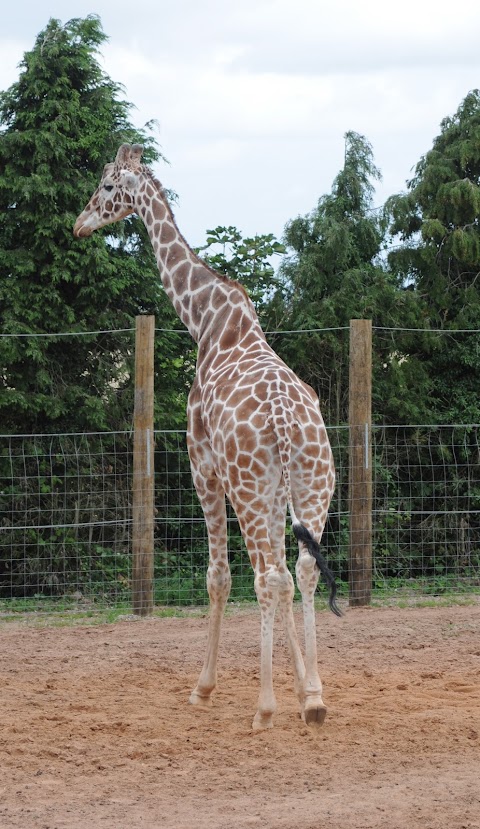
(0, 16, 195, 595)
(388, 90, 480, 422)
(274, 131, 422, 425)
(0, 15, 190, 434)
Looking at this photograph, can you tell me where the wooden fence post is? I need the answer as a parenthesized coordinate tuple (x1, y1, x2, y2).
(132, 315, 155, 616)
(348, 319, 372, 606)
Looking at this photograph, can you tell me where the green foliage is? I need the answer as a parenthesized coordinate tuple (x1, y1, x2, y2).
(0, 16, 194, 597)
(197, 225, 285, 327)
(271, 131, 425, 425)
(387, 89, 480, 423)
(0, 15, 192, 435)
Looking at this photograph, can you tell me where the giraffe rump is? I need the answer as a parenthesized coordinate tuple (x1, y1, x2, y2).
(268, 399, 341, 617)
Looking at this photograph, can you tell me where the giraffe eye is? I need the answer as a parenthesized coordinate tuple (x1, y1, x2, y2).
(104, 184, 114, 192)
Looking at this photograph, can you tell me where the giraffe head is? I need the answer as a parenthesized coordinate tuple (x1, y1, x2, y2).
(73, 143, 144, 238)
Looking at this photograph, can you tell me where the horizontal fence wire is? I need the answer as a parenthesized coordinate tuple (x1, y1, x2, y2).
(2, 326, 480, 339)
(1, 425, 479, 610)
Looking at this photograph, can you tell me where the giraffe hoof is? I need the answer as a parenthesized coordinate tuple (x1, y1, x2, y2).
(302, 703, 327, 726)
(252, 712, 274, 731)
(189, 690, 213, 709)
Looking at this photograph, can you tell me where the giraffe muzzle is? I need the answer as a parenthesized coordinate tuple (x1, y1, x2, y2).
(73, 215, 94, 238)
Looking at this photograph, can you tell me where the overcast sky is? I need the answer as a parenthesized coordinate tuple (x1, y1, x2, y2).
(2, 0, 480, 246)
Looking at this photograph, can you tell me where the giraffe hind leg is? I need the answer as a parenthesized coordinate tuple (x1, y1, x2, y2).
(234, 500, 283, 730)
(295, 546, 328, 725)
(269, 488, 306, 706)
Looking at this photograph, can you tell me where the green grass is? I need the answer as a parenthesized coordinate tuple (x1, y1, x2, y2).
(1, 574, 478, 628)
(0, 602, 209, 628)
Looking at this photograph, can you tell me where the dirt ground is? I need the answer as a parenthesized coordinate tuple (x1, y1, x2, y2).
(0, 602, 479, 829)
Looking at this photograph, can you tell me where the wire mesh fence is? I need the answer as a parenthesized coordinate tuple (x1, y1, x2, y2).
(0, 432, 133, 606)
(1, 424, 479, 610)
(372, 425, 480, 597)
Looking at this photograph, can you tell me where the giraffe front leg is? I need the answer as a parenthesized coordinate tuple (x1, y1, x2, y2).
(252, 566, 279, 731)
(190, 467, 231, 708)
(277, 582, 307, 707)
(189, 550, 231, 709)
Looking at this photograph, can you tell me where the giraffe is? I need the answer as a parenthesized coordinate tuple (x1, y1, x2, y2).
(74, 143, 341, 730)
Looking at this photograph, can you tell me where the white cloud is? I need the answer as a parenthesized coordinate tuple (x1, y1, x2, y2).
(1, 0, 480, 244)
(227, 0, 480, 73)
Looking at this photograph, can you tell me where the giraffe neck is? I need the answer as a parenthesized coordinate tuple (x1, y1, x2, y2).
(134, 170, 257, 346)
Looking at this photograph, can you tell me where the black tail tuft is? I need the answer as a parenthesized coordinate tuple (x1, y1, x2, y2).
(293, 523, 342, 617)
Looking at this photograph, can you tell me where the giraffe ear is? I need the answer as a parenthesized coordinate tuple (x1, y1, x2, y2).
(130, 144, 144, 166)
(115, 144, 131, 165)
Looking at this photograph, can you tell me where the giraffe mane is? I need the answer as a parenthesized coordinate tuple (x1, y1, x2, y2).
(139, 165, 253, 306)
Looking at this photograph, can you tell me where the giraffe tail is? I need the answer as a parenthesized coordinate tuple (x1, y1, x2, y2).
(269, 404, 342, 618)
(291, 521, 342, 618)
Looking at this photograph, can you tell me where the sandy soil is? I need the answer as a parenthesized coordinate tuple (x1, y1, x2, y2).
(0, 602, 479, 829)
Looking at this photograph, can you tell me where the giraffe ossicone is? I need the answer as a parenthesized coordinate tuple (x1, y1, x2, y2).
(74, 142, 341, 731)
